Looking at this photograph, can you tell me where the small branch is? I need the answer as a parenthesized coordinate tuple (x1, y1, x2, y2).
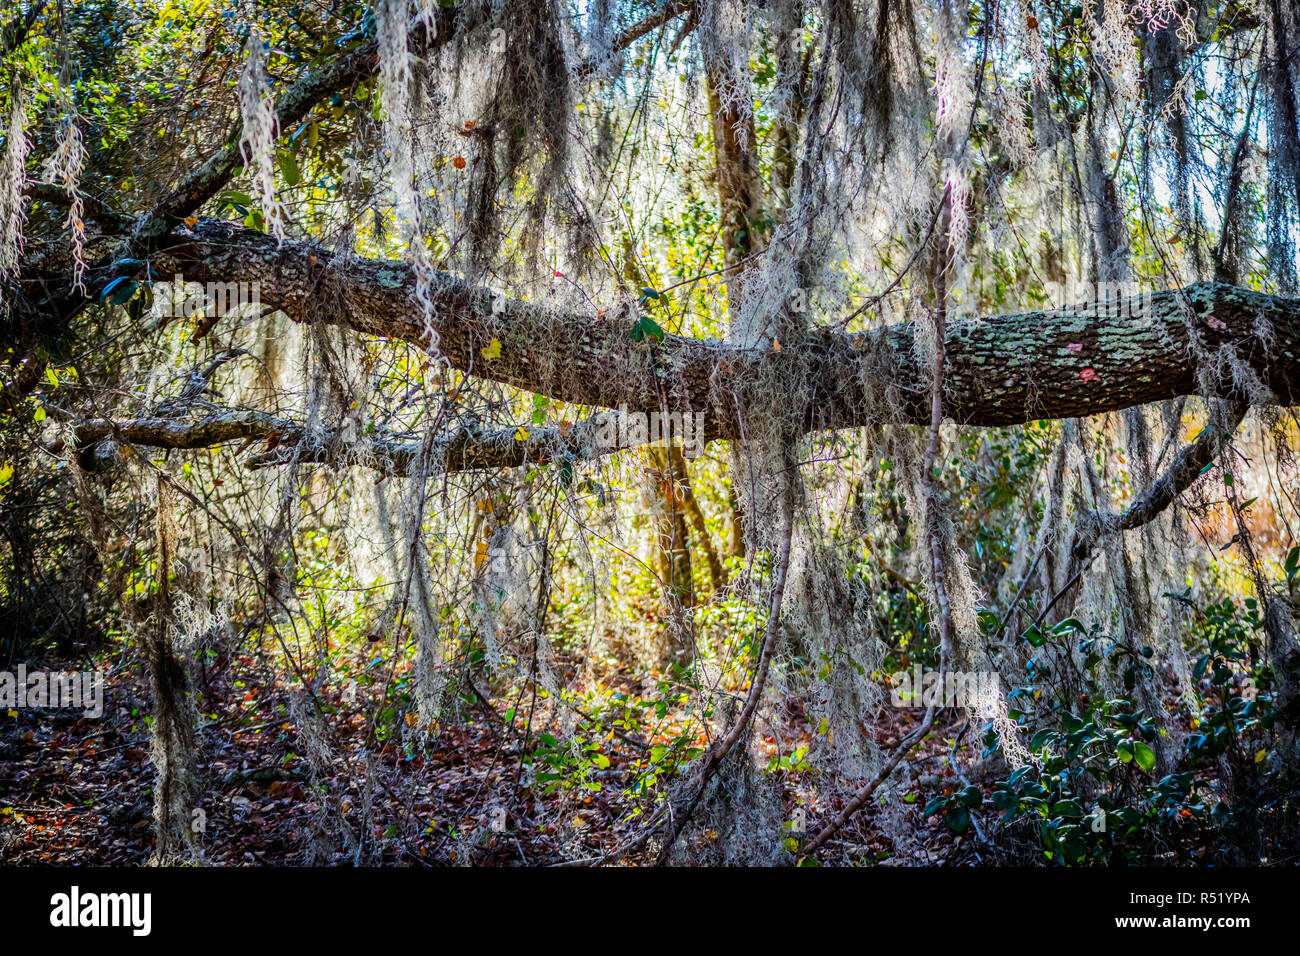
(0, 345, 46, 414)
(25, 182, 135, 233)
(654, 477, 796, 865)
(125, 6, 471, 252)
(799, 707, 940, 859)
(1070, 400, 1249, 561)
(609, 1, 695, 58)
(0, 0, 47, 57)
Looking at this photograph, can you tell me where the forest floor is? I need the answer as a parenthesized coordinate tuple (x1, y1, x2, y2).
(0, 650, 1040, 866)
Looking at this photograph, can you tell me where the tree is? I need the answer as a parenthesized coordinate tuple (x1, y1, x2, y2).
(2, 0, 1299, 865)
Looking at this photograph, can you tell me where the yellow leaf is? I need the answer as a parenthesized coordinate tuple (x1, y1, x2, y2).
(514, 426, 530, 441)
(773, 337, 781, 352)
(481, 337, 502, 360)
(33, 406, 46, 422)
(1256, 749, 1268, 763)
(184, 215, 198, 227)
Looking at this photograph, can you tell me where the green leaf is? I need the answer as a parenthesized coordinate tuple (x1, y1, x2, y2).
(630, 315, 665, 344)
(1193, 655, 1209, 680)
(1052, 799, 1083, 818)
(944, 806, 970, 834)
(277, 150, 301, 187)
(1133, 741, 1156, 772)
(640, 315, 664, 343)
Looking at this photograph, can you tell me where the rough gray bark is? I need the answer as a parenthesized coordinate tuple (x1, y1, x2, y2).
(68, 217, 1300, 442)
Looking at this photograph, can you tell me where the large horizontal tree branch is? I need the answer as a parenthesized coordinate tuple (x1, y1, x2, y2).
(126, 219, 1300, 438)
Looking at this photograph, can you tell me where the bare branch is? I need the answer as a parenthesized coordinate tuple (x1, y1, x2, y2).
(63, 407, 655, 475)
(1071, 400, 1250, 561)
